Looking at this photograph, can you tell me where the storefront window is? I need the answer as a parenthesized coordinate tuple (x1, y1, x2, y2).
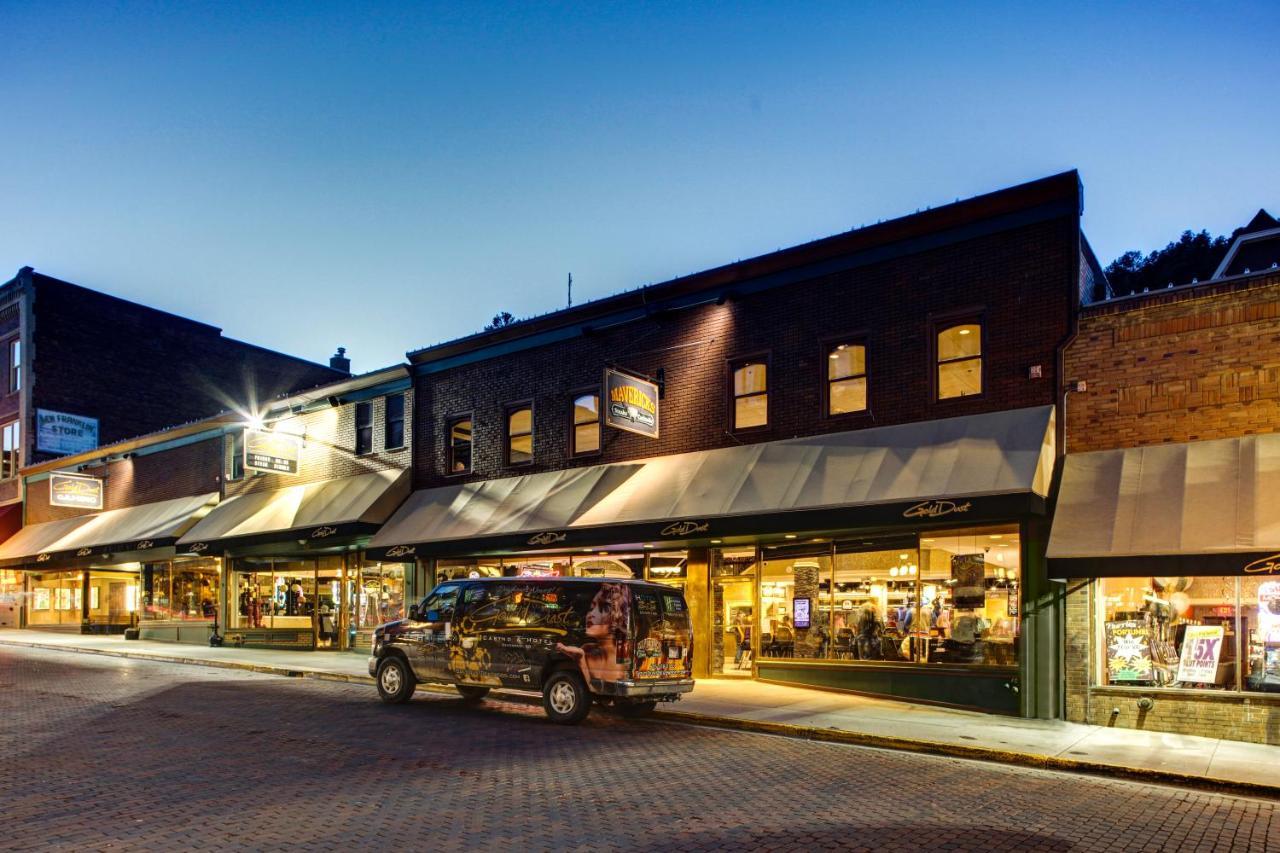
(918, 529, 1020, 666)
(230, 558, 317, 634)
(575, 553, 643, 579)
(712, 548, 757, 676)
(1243, 575, 1280, 693)
(645, 551, 687, 586)
(352, 561, 408, 631)
(26, 571, 83, 627)
(1096, 576, 1236, 690)
(436, 558, 503, 584)
(759, 547, 831, 659)
(87, 569, 140, 629)
(830, 543, 916, 662)
(142, 559, 219, 621)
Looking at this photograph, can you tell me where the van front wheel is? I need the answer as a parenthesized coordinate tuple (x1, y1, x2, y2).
(376, 656, 416, 704)
(542, 670, 591, 724)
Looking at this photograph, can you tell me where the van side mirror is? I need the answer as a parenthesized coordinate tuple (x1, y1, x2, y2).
(408, 604, 420, 620)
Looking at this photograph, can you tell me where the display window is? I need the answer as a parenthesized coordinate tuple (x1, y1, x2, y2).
(754, 525, 1021, 668)
(1096, 575, 1279, 693)
(142, 558, 220, 621)
(351, 560, 408, 632)
(87, 569, 140, 628)
(26, 571, 83, 627)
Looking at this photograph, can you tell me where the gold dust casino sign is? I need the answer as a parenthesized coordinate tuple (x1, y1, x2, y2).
(49, 473, 104, 510)
(244, 430, 302, 475)
(603, 367, 659, 439)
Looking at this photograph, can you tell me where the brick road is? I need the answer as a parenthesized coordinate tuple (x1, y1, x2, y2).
(1, 647, 1276, 852)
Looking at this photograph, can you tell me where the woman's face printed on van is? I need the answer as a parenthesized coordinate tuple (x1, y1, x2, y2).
(585, 583, 630, 639)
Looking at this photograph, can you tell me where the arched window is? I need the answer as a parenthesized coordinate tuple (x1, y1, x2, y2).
(447, 416, 472, 474)
(572, 393, 600, 455)
(827, 343, 867, 415)
(936, 323, 982, 399)
(506, 405, 533, 465)
(732, 361, 768, 430)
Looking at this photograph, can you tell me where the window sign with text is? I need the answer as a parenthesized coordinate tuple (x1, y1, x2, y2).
(244, 430, 301, 475)
(36, 409, 99, 456)
(603, 367, 659, 439)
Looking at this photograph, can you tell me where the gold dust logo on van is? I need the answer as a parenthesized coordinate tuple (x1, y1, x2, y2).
(903, 499, 972, 519)
(661, 520, 709, 537)
(1244, 554, 1280, 575)
(527, 531, 568, 546)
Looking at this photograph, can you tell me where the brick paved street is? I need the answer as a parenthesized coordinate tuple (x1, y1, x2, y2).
(1, 647, 1277, 852)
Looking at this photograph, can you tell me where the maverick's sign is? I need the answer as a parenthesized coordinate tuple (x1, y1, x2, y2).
(603, 367, 659, 439)
(50, 473, 104, 510)
(244, 430, 301, 475)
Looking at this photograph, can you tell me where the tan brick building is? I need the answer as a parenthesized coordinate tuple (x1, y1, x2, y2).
(1050, 215, 1280, 745)
(0, 365, 418, 651)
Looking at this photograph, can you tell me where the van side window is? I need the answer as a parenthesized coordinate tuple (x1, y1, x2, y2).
(463, 586, 488, 605)
(662, 595, 686, 614)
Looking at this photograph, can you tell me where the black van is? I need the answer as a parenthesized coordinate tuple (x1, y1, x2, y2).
(369, 577, 695, 724)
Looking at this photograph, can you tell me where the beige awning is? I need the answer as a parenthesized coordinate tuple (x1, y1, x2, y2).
(178, 469, 410, 548)
(1048, 433, 1280, 575)
(0, 492, 219, 566)
(370, 405, 1055, 554)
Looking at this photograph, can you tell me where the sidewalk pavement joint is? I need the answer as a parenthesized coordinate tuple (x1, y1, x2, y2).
(3, 632, 1277, 800)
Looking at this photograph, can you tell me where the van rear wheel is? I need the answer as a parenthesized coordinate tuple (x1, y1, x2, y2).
(456, 685, 490, 703)
(376, 656, 416, 704)
(542, 670, 591, 724)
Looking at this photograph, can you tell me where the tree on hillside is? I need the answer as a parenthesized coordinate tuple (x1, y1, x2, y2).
(1104, 230, 1233, 298)
(484, 311, 516, 331)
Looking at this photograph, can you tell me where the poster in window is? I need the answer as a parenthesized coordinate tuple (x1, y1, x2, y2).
(1175, 624, 1225, 685)
(1105, 619, 1155, 682)
(792, 596, 812, 629)
(56, 587, 72, 611)
(244, 430, 301, 475)
(602, 367, 659, 439)
(951, 553, 986, 609)
(90, 586, 99, 610)
(33, 588, 50, 610)
(73, 587, 83, 611)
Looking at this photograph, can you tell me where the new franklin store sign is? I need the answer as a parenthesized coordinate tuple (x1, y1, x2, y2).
(369, 406, 1058, 716)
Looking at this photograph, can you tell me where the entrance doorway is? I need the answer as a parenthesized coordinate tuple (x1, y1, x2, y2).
(711, 548, 757, 677)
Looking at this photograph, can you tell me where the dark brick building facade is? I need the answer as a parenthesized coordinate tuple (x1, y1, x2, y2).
(413, 173, 1082, 488)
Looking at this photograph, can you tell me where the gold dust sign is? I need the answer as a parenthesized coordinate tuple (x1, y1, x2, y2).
(604, 367, 659, 439)
(50, 473, 104, 510)
(244, 430, 301, 475)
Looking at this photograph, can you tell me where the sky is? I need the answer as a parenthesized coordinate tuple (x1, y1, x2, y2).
(3, 2, 1277, 372)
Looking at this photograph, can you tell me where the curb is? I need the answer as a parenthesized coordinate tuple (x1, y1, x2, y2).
(5, 638, 1277, 800)
(649, 709, 1280, 801)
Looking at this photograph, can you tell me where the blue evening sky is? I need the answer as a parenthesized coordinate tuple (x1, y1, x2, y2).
(3, 2, 1276, 372)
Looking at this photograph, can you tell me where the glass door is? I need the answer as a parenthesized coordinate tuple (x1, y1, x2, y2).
(711, 548, 757, 677)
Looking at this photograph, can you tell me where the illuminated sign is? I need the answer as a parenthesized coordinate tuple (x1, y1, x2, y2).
(603, 367, 659, 439)
(244, 430, 301, 475)
(49, 473, 103, 510)
(36, 410, 99, 456)
(793, 597, 812, 629)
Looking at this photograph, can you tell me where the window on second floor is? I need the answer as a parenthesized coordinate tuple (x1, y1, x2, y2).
(226, 430, 244, 481)
(506, 405, 533, 466)
(572, 393, 600, 456)
(1, 421, 19, 480)
(936, 322, 983, 399)
(355, 401, 373, 455)
(447, 416, 472, 475)
(827, 342, 867, 415)
(384, 393, 406, 450)
(731, 360, 768, 431)
(8, 340, 19, 394)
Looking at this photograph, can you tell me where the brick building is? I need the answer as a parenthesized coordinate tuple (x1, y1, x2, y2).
(0, 267, 346, 509)
(0, 365, 418, 650)
(1049, 212, 1280, 744)
(368, 171, 1093, 718)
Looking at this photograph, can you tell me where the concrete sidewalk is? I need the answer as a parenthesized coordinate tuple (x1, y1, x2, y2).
(3, 628, 1277, 797)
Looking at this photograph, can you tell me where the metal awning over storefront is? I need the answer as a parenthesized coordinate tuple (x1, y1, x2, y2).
(1048, 433, 1280, 577)
(0, 493, 219, 567)
(177, 469, 410, 553)
(368, 405, 1055, 559)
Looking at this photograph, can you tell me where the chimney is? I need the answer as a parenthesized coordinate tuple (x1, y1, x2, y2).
(329, 347, 351, 374)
